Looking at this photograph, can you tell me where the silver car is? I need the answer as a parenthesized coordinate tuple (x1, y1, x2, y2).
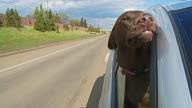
(99, 1, 192, 108)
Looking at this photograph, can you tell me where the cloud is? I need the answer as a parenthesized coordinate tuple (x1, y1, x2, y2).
(46, 0, 146, 18)
(86, 17, 117, 29)
(44, 0, 146, 28)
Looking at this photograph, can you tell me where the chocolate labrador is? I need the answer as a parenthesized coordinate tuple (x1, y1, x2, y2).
(108, 11, 156, 108)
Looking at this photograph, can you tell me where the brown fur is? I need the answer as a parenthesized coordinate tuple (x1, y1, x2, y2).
(108, 11, 156, 108)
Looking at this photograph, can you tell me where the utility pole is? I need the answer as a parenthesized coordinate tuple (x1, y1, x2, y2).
(69, 8, 72, 23)
(47, 0, 49, 11)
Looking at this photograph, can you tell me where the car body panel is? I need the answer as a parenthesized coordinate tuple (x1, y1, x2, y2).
(99, 50, 116, 108)
(147, 4, 192, 107)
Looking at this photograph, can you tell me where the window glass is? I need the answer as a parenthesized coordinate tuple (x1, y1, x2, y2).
(170, 7, 192, 95)
(176, 8, 192, 41)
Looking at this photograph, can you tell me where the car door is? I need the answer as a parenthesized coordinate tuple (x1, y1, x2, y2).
(147, 3, 192, 108)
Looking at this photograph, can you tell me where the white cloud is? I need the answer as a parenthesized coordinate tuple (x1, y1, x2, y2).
(45, 0, 146, 14)
(86, 17, 117, 29)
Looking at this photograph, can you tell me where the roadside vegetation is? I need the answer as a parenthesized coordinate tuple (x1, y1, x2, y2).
(0, 4, 105, 54)
(0, 26, 92, 54)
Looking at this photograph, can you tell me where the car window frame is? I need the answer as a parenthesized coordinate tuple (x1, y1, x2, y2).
(167, 7, 192, 98)
(150, 33, 158, 108)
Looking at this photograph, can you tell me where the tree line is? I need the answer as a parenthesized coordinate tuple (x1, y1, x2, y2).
(87, 24, 101, 32)
(0, 4, 100, 32)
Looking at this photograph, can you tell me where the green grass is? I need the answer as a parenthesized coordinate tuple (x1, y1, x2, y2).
(0, 26, 95, 54)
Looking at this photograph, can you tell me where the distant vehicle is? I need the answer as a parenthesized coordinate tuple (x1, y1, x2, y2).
(99, 1, 192, 108)
(91, 32, 96, 35)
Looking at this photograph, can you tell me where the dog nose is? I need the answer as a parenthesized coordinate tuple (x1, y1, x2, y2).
(138, 15, 153, 26)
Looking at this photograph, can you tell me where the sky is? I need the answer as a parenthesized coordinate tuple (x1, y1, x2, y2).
(0, 0, 186, 29)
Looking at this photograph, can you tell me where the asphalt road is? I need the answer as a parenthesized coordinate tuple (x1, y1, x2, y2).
(0, 35, 110, 108)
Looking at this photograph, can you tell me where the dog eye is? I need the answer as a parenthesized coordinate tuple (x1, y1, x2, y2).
(122, 17, 130, 20)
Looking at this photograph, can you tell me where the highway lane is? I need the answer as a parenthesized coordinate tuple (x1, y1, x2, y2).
(0, 35, 110, 108)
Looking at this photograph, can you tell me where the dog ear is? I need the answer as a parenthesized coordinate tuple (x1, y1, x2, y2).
(108, 27, 117, 49)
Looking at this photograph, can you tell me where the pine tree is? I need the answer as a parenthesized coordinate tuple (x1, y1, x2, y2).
(6, 8, 10, 27)
(54, 14, 60, 23)
(83, 19, 87, 28)
(45, 10, 50, 31)
(45, 10, 55, 31)
(80, 17, 83, 27)
(88, 24, 97, 32)
(34, 4, 45, 32)
(10, 9, 16, 27)
(14, 8, 22, 29)
(6, 8, 22, 28)
(49, 10, 55, 31)
(6, 8, 15, 27)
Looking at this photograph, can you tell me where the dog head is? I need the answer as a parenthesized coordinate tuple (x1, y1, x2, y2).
(108, 11, 156, 49)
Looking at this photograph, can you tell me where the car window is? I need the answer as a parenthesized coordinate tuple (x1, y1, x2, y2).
(175, 8, 192, 41)
(169, 7, 192, 96)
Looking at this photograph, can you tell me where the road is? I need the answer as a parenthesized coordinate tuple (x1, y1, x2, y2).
(0, 35, 110, 108)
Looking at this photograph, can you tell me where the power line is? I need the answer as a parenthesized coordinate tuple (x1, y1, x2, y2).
(0, 0, 113, 26)
(0, 0, 90, 19)
(0, 0, 34, 10)
(46, 0, 49, 11)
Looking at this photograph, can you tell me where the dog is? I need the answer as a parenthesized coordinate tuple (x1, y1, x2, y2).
(108, 11, 156, 108)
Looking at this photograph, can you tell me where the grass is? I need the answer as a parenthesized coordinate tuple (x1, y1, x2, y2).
(0, 26, 96, 54)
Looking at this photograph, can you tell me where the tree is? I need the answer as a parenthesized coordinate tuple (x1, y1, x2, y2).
(5, 8, 10, 27)
(48, 10, 55, 31)
(59, 13, 69, 24)
(34, 4, 56, 32)
(83, 19, 87, 28)
(45, 10, 55, 31)
(26, 13, 34, 18)
(88, 24, 98, 32)
(69, 19, 80, 26)
(80, 17, 84, 27)
(5, 8, 22, 28)
(14, 8, 22, 29)
(54, 13, 60, 23)
(34, 4, 45, 32)
(45, 10, 50, 31)
(6, 8, 15, 27)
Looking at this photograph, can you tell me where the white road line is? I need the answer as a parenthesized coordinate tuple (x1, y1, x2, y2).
(0, 38, 101, 73)
(105, 53, 110, 64)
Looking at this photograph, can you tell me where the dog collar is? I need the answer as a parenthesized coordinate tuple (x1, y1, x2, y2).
(122, 66, 149, 76)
